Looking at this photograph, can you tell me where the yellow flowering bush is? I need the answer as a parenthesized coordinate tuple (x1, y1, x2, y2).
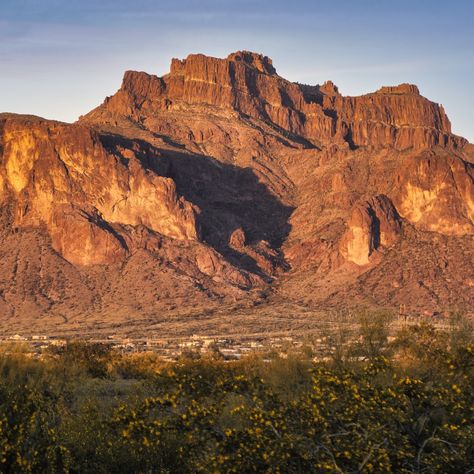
(0, 319, 472, 473)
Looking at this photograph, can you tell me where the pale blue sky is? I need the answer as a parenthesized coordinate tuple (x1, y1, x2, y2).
(1, 0, 473, 141)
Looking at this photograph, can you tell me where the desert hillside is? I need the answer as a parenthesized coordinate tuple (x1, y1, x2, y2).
(0, 51, 473, 335)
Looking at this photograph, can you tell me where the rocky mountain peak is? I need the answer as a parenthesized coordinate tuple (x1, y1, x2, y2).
(319, 80, 340, 96)
(377, 84, 421, 95)
(227, 50, 277, 74)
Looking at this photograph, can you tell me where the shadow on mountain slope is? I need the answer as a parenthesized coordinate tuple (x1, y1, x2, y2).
(100, 133, 294, 277)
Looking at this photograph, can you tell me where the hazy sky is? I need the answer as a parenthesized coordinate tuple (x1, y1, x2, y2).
(1, 0, 473, 141)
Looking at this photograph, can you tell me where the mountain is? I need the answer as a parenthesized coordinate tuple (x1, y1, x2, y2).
(0, 51, 473, 335)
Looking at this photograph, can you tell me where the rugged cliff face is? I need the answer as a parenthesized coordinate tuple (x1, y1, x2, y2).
(0, 51, 473, 333)
(339, 195, 402, 266)
(84, 51, 465, 151)
(0, 115, 200, 265)
(394, 152, 474, 235)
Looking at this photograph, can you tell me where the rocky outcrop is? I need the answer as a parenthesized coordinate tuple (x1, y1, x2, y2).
(0, 114, 200, 265)
(50, 207, 128, 266)
(333, 86, 459, 150)
(377, 84, 421, 95)
(394, 152, 474, 235)
(229, 228, 246, 248)
(339, 195, 402, 265)
(195, 246, 254, 288)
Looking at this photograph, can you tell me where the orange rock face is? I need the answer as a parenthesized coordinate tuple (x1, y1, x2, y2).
(394, 152, 474, 235)
(229, 228, 246, 248)
(0, 115, 200, 267)
(339, 195, 402, 265)
(0, 51, 473, 330)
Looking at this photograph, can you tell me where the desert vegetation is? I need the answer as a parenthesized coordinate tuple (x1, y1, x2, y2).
(0, 312, 473, 473)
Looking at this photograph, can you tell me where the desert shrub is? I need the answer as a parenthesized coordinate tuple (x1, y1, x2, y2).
(449, 311, 474, 351)
(318, 310, 354, 368)
(114, 352, 163, 379)
(0, 353, 71, 473)
(47, 341, 114, 378)
(253, 352, 313, 400)
(351, 308, 394, 361)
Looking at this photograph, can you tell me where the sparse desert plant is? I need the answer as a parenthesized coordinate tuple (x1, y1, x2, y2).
(114, 351, 164, 379)
(47, 341, 114, 379)
(448, 311, 474, 350)
(325, 310, 354, 367)
(351, 308, 394, 361)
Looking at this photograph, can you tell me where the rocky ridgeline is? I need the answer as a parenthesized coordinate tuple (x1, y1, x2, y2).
(85, 51, 465, 150)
